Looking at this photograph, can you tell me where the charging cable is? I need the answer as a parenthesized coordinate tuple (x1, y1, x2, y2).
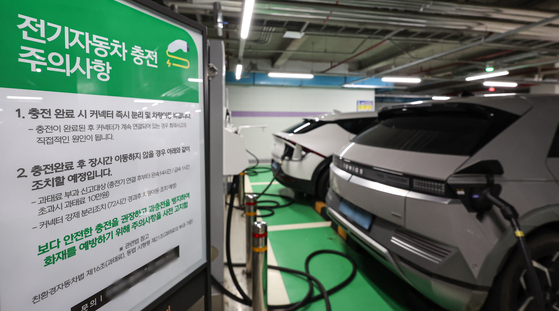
(216, 173, 357, 310)
(482, 189, 546, 310)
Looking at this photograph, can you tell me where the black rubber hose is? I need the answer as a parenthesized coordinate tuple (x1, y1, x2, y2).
(245, 149, 272, 176)
(255, 176, 276, 199)
(218, 159, 356, 309)
(249, 172, 296, 217)
(217, 250, 357, 311)
(270, 263, 331, 311)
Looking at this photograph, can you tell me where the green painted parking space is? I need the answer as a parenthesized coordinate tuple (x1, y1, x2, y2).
(246, 165, 441, 311)
(268, 227, 417, 311)
(246, 166, 275, 183)
(250, 183, 325, 226)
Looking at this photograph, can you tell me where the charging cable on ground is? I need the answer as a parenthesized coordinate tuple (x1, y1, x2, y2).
(482, 189, 546, 310)
(215, 174, 357, 310)
(248, 149, 299, 217)
(230, 149, 295, 217)
(245, 149, 272, 176)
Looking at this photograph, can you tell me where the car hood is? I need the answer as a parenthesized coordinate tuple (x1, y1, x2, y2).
(337, 143, 470, 181)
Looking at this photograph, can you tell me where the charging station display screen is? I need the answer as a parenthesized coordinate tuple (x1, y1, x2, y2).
(0, 1, 206, 310)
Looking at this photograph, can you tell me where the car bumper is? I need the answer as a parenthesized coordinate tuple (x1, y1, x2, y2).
(326, 188, 489, 311)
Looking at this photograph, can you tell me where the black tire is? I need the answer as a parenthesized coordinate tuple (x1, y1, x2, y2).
(315, 170, 329, 202)
(483, 230, 559, 311)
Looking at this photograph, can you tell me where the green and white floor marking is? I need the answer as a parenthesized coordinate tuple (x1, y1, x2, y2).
(223, 167, 443, 311)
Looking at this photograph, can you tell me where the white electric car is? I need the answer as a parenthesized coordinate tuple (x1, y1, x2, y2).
(326, 95, 559, 311)
(271, 111, 377, 201)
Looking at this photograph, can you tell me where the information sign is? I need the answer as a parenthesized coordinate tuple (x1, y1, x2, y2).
(357, 100, 375, 111)
(0, 1, 208, 310)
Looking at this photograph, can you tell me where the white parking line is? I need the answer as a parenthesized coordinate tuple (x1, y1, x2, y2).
(268, 221, 332, 232)
(267, 240, 291, 305)
(245, 174, 254, 193)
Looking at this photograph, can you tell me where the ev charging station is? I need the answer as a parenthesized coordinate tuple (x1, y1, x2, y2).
(0, 1, 212, 310)
(5, 1, 554, 311)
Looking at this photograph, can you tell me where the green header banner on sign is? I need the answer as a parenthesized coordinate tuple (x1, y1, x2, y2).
(0, 0, 199, 102)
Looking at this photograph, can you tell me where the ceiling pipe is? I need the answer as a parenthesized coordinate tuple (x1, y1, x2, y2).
(223, 42, 370, 56)
(321, 29, 401, 73)
(210, 28, 559, 54)
(321, 40, 387, 73)
(285, 0, 559, 24)
(251, 26, 275, 45)
(409, 49, 517, 75)
(404, 62, 559, 92)
(252, 0, 559, 36)
(499, 58, 559, 73)
(347, 13, 559, 85)
(164, 1, 559, 40)
(213, 30, 559, 55)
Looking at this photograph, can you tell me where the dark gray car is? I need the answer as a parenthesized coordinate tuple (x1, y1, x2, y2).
(326, 95, 559, 311)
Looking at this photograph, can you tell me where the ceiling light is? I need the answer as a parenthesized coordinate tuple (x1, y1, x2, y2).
(283, 31, 305, 39)
(240, 0, 255, 39)
(268, 72, 314, 79)
(409, 101, 424, 105)
(343, 84, 381, 88)
(188, 78, 203, 83)
(465, 71, 509, 81)
(484, 93, 517, 97)
(432, 96, 451, 100)
(6, 96, 43, 100)
(483, 81, 518, 87)
(235, 64, 243, 80)
(381, 77, 421, 83)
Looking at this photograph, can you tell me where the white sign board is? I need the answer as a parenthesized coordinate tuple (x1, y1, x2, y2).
(0, 1, 207, 310)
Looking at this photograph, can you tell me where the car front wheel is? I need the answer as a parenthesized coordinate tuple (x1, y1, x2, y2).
(484, 229, 559, 311)
(315, 170, 329, 202)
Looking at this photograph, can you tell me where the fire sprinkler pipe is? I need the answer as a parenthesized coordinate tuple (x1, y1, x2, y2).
(346, 13, 559, 85)
(321, 40, 387, 73)
(410, 49, 517, 75)
(321, 29, 401, 73)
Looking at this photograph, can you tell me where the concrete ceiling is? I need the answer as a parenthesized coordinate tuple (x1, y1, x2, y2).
(157, 0, 559, 96)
